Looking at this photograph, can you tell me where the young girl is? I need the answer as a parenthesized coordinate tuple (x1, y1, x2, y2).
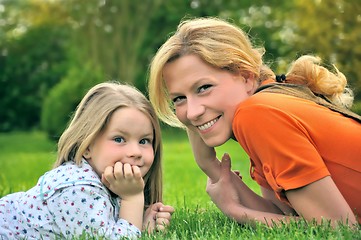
(0, 82, 174, 239)
(148, 17, 360, 227)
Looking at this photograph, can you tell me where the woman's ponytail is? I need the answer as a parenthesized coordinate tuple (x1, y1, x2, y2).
(286, 55, 354, 108)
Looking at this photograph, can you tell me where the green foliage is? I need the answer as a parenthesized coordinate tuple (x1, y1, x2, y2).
(2, 0, 361, 132)
(0, 23, 69, 131)
(41, 63, 104, 139)
(290, 0, 361, 99)
(351, 100, 361, 115)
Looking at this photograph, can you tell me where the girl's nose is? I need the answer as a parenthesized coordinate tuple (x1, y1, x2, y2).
(126, 142, 142, 159)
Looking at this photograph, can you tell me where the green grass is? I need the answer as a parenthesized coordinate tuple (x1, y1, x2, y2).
(0, 130, 359, 239)
(0, 131, 57, 195)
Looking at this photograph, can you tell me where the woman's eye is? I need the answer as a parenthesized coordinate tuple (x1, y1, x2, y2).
(140, 138, 152, 145)
(198, 84, 212, 93)
(114, 137, 125, 143)
(172, 96, 185, 104)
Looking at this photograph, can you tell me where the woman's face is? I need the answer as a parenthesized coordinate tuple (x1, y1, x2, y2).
(163, 54, 256, 147)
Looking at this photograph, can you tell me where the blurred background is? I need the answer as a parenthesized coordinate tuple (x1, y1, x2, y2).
(1, 0, 360, 139)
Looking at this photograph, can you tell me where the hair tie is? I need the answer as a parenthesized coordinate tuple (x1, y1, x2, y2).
(275, 74, 286, 83)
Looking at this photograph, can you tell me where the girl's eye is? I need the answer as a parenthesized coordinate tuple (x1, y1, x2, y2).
(140, 138, 152, 145)
(198, 84, 212, 93)
(114, 137, 125, 143)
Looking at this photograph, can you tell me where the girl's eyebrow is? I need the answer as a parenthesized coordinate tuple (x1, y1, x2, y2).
(112, 128, 153, 139)
(141, 131, 154, 138)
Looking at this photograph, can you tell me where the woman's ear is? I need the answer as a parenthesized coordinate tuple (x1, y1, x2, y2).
(242, 72, 258, 95)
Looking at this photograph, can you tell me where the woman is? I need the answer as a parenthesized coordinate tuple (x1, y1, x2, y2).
(148, 17, 360, 227)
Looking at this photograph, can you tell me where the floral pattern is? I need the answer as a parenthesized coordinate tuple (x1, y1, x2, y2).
(0, 159, 141, 239)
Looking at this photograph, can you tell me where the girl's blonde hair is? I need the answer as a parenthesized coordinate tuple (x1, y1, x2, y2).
(55, 81, 162, 206)
(148, 17, 353, 127)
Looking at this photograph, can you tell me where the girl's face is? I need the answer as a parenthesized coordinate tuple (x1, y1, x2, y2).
(163, 54, 255, 147)
(86, 107, 155, 178)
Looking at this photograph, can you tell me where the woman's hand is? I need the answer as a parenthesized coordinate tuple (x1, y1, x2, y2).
(101, 162, 144, 200)
(207, 153, 286, 216)
(206, 153, 241, 217)
(143, 202, 175, 233)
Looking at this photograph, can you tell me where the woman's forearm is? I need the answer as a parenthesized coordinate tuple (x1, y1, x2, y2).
(224, 202, 295, 226)
(230, 173, 285, 214)
(187, 129, 221, 181)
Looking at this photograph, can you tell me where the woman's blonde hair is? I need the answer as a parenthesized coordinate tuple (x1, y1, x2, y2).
(55, 81, 163, 206)
(148, 17, 353, 127)
(286, 55, 353, 108)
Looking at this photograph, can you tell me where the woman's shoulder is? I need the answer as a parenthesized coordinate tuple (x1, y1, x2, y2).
(233, 89, 327, 132)
(238, 91, 312, 113)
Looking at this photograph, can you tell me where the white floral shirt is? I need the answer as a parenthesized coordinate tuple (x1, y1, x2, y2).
(0, 159, 141, 239)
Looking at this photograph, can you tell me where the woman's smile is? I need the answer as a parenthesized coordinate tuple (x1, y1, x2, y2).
(197, 116, 221, 131)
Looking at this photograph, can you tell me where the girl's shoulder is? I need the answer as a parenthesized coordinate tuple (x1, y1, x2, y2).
(36, 159, 104, 200)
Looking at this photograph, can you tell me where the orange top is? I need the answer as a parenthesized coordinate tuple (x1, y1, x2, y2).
(232, 86, 361, 223)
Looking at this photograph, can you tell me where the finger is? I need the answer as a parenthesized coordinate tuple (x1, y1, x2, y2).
(156, 212, 172, 220)
(101, 174, 110, 188)
(113, 162, 124, 179)
(132, 165, 142, 179)
(156, 224, 166, 232)
(159, 205, 175, 214)
(221, 153, 231, 173)
(145, 203, 161, 222)
(149, 202, 163, 213)
(103, 166, 115, 182)
(123, 163, 133, 178)
(156, 218, 170, 231)
(156, 217, 170, 225)
(158, 216, 171, 223)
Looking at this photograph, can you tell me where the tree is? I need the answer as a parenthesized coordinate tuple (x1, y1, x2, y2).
(0, 0, 70, 131)
(62, 0, 164, 86)
(290, 0, 361, 99)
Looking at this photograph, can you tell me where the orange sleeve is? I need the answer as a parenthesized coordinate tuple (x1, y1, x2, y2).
(233, 101, 330, 202)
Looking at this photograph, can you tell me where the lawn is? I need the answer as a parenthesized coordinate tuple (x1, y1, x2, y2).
(0, 129, 359, 239)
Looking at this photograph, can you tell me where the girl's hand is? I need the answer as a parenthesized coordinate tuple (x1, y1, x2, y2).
(143, 202, 175, 233)
(155, 204, 174, 231)
(102, 162, 145, 199)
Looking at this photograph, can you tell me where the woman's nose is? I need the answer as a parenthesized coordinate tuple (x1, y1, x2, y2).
(186, 98, 205, 121)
